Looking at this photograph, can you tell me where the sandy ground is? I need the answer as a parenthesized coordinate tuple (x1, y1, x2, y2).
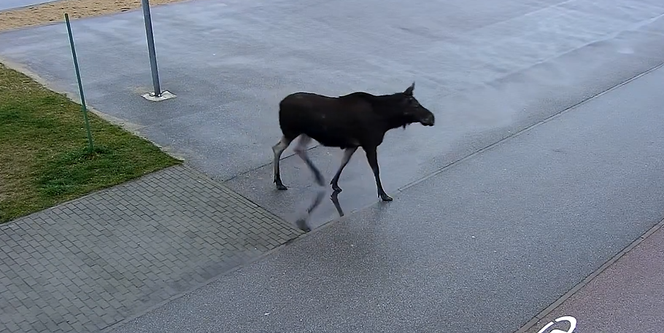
(0, 0, 190, 33)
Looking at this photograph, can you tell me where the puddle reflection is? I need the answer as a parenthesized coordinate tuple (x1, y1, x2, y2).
(330, 189, 345, 217)
(298, 188, 348, 232)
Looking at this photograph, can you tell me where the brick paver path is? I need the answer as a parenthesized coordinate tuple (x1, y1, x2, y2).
(0, 165, 303, 333)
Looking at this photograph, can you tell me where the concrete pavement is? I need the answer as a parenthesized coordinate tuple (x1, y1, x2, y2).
(1, 0, 664, 332)
(109, 61, 664, 333)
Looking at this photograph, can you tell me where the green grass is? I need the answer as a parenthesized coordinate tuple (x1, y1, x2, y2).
(0, 62, 181, 223)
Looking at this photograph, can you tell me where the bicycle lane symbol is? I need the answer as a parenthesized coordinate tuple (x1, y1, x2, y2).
(536, 315, 577, 333)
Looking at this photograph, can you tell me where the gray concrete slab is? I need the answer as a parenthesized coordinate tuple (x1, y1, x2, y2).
(0, 0, 57, 12)
(107, 57, 664, 333)
(518, 221, 664, 333)
(3, 0, 664, 229)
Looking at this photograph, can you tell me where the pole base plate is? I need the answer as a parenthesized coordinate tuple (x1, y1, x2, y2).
(141, 90, 176, 102)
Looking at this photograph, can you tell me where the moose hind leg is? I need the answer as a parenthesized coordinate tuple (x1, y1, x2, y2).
(330, 146, 358, 192)
(294, 135, 325, 187)
(272, 136, 292, 190)
(364, 145, 393, 201)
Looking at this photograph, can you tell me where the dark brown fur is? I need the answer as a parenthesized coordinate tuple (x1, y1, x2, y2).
(271, 82, 434, 231)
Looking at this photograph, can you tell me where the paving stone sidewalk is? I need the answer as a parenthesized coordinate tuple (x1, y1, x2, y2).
(0, 165, 303, 333)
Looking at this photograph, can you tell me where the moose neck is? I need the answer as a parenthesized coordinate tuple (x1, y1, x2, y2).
(369, 94, 415, 131)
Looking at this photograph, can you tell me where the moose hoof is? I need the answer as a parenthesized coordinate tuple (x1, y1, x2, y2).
(275, 183, 288, 191)
(380, 194, 393, 202)
(295, 219, 311, 232)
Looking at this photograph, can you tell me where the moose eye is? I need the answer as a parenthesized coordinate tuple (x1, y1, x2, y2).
(402, 96, 417, 106)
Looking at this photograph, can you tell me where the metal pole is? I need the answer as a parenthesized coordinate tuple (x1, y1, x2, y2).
(65, 13, 94, 153)
(141, 0, 161, 97)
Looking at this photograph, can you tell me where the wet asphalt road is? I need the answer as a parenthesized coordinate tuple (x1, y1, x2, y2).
(520, 220, 664, 333)
(0, 0, 663, 228)
(108, 64, 664, 332)
(1, 0, 664, 331)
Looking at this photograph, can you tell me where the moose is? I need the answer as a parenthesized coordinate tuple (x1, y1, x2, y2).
(271, 82, 435, 231)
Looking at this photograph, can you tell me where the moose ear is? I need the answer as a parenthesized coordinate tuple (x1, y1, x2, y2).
(404, 81, 415, 96)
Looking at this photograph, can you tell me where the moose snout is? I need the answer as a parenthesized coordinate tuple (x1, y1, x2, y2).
(421, 113, 435, 126)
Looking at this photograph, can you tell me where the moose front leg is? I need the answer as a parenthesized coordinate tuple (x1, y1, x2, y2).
(364, 145, 393, 201)
(294, 188, 325, 232)
(330, 146, 358, 192)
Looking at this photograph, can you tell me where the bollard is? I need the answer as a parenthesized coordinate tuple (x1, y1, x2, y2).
(65, 13, 94, 153)
(141, 0, 161, 97)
